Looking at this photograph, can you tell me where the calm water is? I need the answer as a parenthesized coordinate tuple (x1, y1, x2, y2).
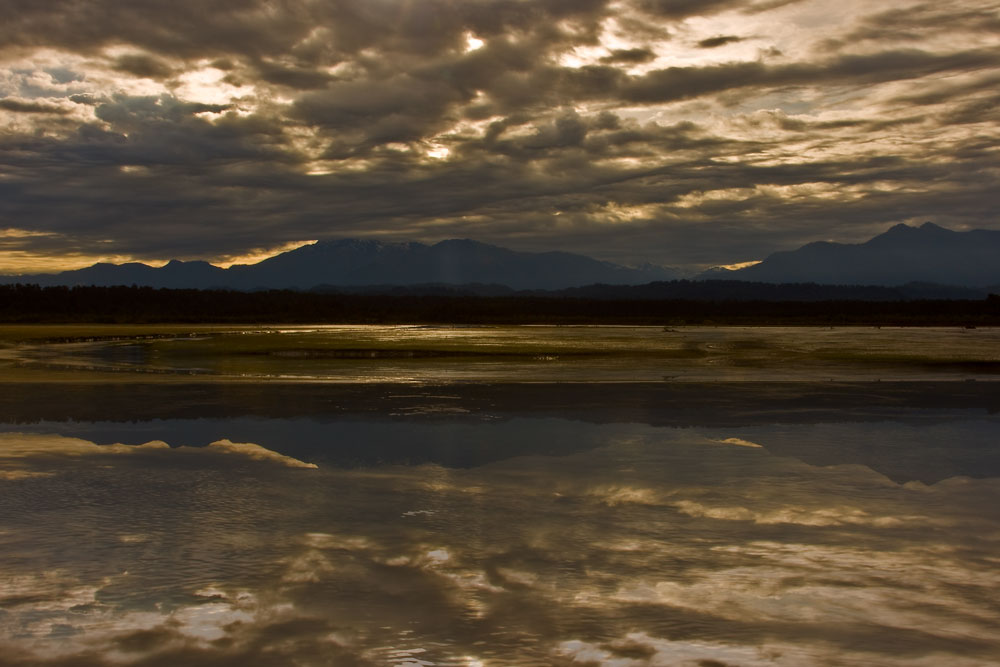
(1, 326, 999, 665)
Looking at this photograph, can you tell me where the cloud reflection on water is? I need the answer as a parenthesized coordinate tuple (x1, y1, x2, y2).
(1, 420, 999, 665)
(0, 433, 318, 469)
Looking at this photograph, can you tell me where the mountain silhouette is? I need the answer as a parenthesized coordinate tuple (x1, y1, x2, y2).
(1, 239, 679, 291)
(718, 222, 1000, 287)
(5, 224, 998, 291)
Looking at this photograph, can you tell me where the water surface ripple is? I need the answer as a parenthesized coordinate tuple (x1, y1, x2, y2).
(0, 326, 998, 665)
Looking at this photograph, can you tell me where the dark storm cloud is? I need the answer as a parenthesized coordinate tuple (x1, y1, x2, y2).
(621, 48, 1000, 103)
(2, 94, 997, 264)
(285, 45, 996, 153)
(829, 1, 1000, 48)
(67, 93, 98, 105)
(0, 0, 771, 64)
(111, 54, 176, 79)
(292, 74, 467, 148)
(0, 0, 314, 60)
(893, 73, 1000, 108)
(697, 35, 745, 48)
(1, 0, 999, 269)
(939, 92, 1000, 125)
(637, 0, 804, 18)
(599, 47, 657, 64)
(0, 0, 611, 62)
(0, 97, 71, 114)
(251, 59, 338, 89)
(62, 95, 268, 169)
(636, 0, 745, 18)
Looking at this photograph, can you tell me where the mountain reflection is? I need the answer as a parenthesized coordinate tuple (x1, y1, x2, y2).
(2, 380, 1000, 483)
(2, 409, 1000, 665)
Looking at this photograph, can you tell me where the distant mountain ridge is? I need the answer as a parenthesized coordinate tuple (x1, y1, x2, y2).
(1, 238, 680, 291)
(3, 223, 998, 291)
(716, 222, 1000, 287)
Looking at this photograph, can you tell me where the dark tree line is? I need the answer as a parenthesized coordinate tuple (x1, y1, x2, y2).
(1, 284, 998, 326)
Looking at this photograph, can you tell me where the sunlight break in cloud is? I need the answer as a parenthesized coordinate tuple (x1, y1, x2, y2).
(0, 0, 998, 270)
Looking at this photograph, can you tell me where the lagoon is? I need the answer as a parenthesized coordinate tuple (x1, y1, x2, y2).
(1, 326, 998, 665)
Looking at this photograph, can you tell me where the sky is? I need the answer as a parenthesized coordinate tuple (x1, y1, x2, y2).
(1, 0, 998, 273)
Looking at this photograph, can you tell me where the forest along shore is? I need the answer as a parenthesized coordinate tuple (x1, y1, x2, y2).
(1, 284, 1000, 325)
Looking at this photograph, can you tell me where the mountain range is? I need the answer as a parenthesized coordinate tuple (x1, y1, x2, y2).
(717, 222, 1000, 287)
(2, 222, 998, 291)
(0, 239, 678, 291)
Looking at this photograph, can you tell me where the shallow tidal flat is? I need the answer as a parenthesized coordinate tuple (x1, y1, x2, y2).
(1, 325, 999, 665)
(1, 324, 999, 383)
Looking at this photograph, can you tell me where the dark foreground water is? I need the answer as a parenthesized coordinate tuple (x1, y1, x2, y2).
(1, 327, 999, 666)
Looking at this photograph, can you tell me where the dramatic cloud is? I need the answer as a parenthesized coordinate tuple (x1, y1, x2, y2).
(697, 34, 746, 48)
(0, 0, 998, 271)
(0, 433, 318, 468)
